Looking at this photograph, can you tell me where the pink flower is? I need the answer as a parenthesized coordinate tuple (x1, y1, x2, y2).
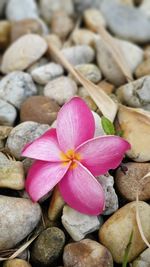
(22, 97, 130, 215)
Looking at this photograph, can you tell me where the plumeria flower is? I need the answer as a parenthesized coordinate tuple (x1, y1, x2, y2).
(22, 97, 130, 215)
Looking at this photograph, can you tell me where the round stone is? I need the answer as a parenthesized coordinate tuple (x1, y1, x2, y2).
(0, 99, 17, 126)
(3, 259, 31, 267)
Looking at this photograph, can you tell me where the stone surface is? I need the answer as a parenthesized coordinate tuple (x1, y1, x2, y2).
(116, 162, 150, 201)
(0, 21, 11, 50)
(0, 0, 7, 16)
(45, 34, 62, 50)
(72, 29, 97, 47)
(61, 45, 95, 66)
(100, 0, 150, 43)
(96, 37, 143, 86)
(1, 34, 48, 74)
(72, 64, 102, 84)
(97, 173, 118, 215)
(0, 71, 37, 108)
(116, 76, 150, 109)
(0, 126, 12, 140)
(31, 227, 65, 266)
(0, 195, 41, 250)
(62, 205, 102, 241)
(6, 0, 39, 21)
(6, 121, 49, 159)
(99, 201, 150, 263)
(0, 99, 17, 126)
(48, 186, 65, 221)
(44, 76, 78, 105)
(83, 8, 106, 32)
(117, 105, 150, 162)
(132, 248, 150, 267)
(135, 58, 150, 78)
(63, 239, 113, 267)
(0, 152, 24, 190)
(92, 111, 105, 137)
(20, 96, 60, 125)
(39, 0, 74, 23)
(73, 0, 103, 13)
(31, 62, 64, 85)
(3, 259, 31, 267)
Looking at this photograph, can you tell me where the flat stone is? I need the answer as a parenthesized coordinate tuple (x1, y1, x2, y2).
(44, 76, 78, 105)
(62, 205, 102, 241)
(31, 62, 64, 85)
(6, 121, 49, 159)
(3, 259, 31, 267)
(63, 239, 113, 267)
(0, 21, 11, 50)
(0, 195, 41, 250)
(0, 99, 17, 126)
(116, 162, 150, 201)
(99, 201, 150, 263)
(1, 34, 48, 74)
(6, 0, 39, 21)
(0, 71, 37, 108)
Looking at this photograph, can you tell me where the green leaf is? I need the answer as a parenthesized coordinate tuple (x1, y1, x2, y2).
(116, 130, 124, 137)
(101, 116, 115, 135)
(122, 230, 134, 267)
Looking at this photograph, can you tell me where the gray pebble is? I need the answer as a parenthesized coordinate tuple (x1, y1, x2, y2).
(0, 99, 17, 126)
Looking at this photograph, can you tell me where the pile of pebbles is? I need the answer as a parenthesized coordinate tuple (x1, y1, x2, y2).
(0, 0, 150, 266)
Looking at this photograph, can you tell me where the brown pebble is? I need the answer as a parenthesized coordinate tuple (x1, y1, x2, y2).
(20, 96, 60, 125)
(3, 259, 31, 267)
(0, 20, 11, 50)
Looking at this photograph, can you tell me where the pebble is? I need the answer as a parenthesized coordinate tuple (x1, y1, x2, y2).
(116, 162, 150, 201)
(1, 34, 48, 74)
(27, 57, 48, 74)
(116, 76, 150, 109)
(139, 0, 150, 18)
(0, 71, 37, 108)
(117, 105, 150, 162)
(51, 10, 74, 40)
(73, 0, 103, 13)
(83, 8, 106, 32)
(82, 96, 98, 111)
(0, 99, 17, 126)
(99, 201, 150, 263)
(0, 21, 11, 50)
(0, 0, 7, 16)
(0, 152, 24, 190)
(0, 195, 41, 250)
(48, 186, 65, 221)
(61, 45, 95, 66)
(72, 64, 102, 84)
(6, 0, 39, 21)
(63, 239, 113, 267)
(96, 37, 143, 86)
(62, 205, 102, 241)
(132, 248, 150, 267)
(31, 227, 65, 266)
(31, 62, 64, 85)
(92, 111, 105, 137)
(135, 58, 150, 78)
(44, 76, 78, 105)
(97, 174, 118, 215)
(39, 0, 74, 23)
(45, 34, 62, 50)
(72, 29, 97, 47)
(6, 121, 49, 159)
(20, 96, 60, 125)
(100, 0, 150, 43)
(3, 259, 31, 267)
(0, 125, 12, 140)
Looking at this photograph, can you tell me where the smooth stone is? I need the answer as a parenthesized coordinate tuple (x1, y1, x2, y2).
(1, 34, 48, 74)
(27, 57, 48, 74)
(20, 96, 60, 125)
(6, 0, 39, 21)
(116, 76, 150, 108)
(82, 96, 98, 111)
(63, 239, 113, 267)
(116, 162, 150, 201)
(51, 10, 74, 40)
(132, 248, 150, 267)
(0, 195, 41, 250)
(96, 37, 143, 86)
(139, 0, 150, 18)
(31, 227, 65, 266)
(72, 64, 102, 84)
(44, 76, 78, 105)
(72, 29, 97, 47)
(92, 111, 105, 137)
(97, 173, 118, 215)
(0, 99, 17, 126)
(45, 34, 62, 50)
(39, 0, 74, 23)
(0, 126, 12, 140)
(99, 201, 150, 263)
(117, 105, 150, 161)
(83, 8, 106, 32)
(100, 0, 150, 43)
(3, 259, 31, 267)
(31, 62, 64, 85)
(98, 80, 115, 95)
(0, 71, 37, 108)
(0, 21, 11, 50)
(6, 121, 49, 159)
(61, 45, 95, 66)
(73, 0, 103, 13)
(144, 46, 150, 60)
(48, 186, 65, 221)
(132, 260, 150, 267)
(135, 58, 150, 78)
(62, 205, 102, 241)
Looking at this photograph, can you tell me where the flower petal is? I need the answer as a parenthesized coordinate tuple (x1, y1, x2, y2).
(56, 97, 95, 152)
(59, 161, 105, 215)
(76, 136, 131, 176)
(22, 128, 62, 162)
(26, 160, 70, 201)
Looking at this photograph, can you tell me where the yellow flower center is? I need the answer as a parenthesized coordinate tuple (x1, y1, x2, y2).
(60, 149, 81, 169)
